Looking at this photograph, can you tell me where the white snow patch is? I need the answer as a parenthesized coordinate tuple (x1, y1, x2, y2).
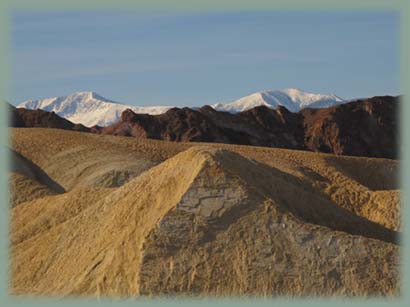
(211, 88, 346, 113)
(18, 91, 174, 127)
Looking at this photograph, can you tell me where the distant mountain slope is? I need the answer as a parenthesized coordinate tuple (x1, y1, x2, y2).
(18, 91, 174, 127)
(8, 101, 90, 132)
(301, 95, 398, 158)
(98, 96, 399, 159)
(98, 105, 306, 150)
(211, 88, 346, 113)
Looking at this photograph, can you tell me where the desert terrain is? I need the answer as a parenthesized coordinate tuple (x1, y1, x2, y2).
(8, 127, 400, 297)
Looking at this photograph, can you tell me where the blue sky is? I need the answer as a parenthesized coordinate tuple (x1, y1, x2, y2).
(11, 10, 399, 106)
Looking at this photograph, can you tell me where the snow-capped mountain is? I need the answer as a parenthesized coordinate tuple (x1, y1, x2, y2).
(211, 88, 346, 113)
(18, 91, 174, 127)
(18, 89, 347, 127)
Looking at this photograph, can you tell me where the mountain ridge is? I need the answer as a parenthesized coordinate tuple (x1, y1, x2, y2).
(18, 88, 347, 127)
(7, 101, 90, 132)
(18, 91, 174, 127)
(95, 95, 398, 159)
(212, 88, 345, 113)
(11, 95, 399, 159)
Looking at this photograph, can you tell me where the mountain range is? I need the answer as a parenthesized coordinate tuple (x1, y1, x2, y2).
(18, 89, 346, 127)
(18, 91, 173, 127)
(95, 96, 399, 159)
(9, 94, 399, 159)
(211, 88, 345, 113)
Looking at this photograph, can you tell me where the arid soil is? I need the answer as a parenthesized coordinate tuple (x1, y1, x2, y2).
(9, 128, 400, 297)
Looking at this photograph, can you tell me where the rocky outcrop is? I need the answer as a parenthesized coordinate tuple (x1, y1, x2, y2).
(301, 96, 398, 158)
(98, 105, 305, 149)
(98, 96, 399, 159)
(7, 102, 90, 132)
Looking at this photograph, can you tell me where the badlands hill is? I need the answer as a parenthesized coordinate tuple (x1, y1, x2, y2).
(9, 128, 400, 297)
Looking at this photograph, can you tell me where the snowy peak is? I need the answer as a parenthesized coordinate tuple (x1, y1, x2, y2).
(68, 91, 119, 104)
(280, 88, 344, 108)
(211, 88, 346, 113)
(18, 91, 174, 127)
(18, 89, 348, 128)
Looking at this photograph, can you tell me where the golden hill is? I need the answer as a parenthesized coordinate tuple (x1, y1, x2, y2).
(9, 128, 400, 297)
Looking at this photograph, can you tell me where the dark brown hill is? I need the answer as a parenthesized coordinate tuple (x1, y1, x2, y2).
(101, 107, 229, 143)
(97, 96, 399, 159)
(301, 96, 398, 158)
(8, 103, 90, 132)
(97, 105, 306, 150)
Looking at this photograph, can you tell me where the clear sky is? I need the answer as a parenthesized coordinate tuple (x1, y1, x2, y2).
(11, 10, 399, 106)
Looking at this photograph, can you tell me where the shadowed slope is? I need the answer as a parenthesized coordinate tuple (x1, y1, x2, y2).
(9, 172, 55, 207)
(9, 134, 156, 191)
(9, 149, 65, 193)
(8, 148, 65, 206)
